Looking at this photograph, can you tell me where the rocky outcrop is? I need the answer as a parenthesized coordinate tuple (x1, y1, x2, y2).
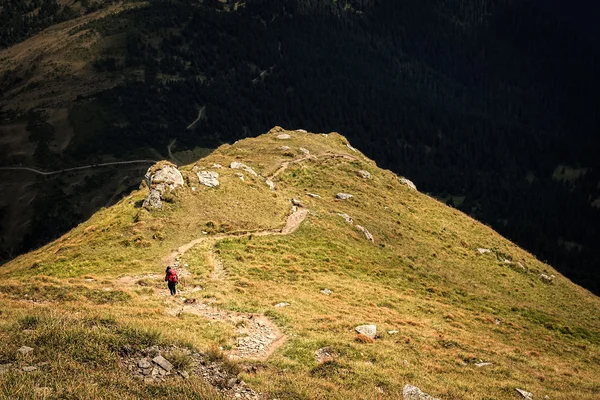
(195, 170, 219, 188)
(402, 385, 440, 400)
(399, 177, 417, 190)
(143, 162, 185, 209)
(230, 161, 258, 176)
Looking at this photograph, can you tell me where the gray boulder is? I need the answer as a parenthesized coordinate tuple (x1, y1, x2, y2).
(355, 324, 377, 339)
(196, 171, 219, 188)
(143, 162, 184, 209)
(336, 193, 353, 200)
(152, 355, 174, 372)
(356, 225, 374, 242)
(399, 177, 417, 190)
(402, 385, 440, 400)
(358, 170, 371, 179)
(230, 161, 258, 176)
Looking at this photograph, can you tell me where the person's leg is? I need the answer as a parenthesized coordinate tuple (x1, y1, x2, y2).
(168, 282, 175, 295)
(173, 283, 177, 295)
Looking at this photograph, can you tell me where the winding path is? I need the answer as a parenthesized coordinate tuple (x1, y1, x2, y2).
(0, 160, 158, 176)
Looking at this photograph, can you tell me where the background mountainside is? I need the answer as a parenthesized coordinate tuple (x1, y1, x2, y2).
(1, 0, 599, 294)
(1, 129, 599, 399)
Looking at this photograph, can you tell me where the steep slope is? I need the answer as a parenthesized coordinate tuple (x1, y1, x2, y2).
(1, 129, 599, 399)
(1, 0, 599, 295)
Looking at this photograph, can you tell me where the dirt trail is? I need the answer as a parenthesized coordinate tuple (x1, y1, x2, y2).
(120, 150, 355, 362)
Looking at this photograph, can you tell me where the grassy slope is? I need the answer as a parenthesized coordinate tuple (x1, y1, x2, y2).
(1, 128, 599, 399)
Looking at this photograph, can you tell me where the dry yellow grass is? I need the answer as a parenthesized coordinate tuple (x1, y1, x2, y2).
(1, 128, 599, 399)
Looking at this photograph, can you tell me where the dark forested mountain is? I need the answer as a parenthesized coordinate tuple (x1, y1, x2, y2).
(1, 0, 599, 293)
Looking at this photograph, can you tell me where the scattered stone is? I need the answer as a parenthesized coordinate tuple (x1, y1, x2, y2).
(142, 368, 152, 376)
(388, 330, 399, 335)
(320, 288, 332, 296)
(315, 347, 334, 363)
(230, 162, 258, 176)
(477, 248, 491, 254)
(356, 225, 374, 242)
(179, 370, 190, 379)
(296, 129, 307, 133)
(299, 147, 310, 155)
(337, 213, 353, 224)
(152, 355, 174, 372)
(516, 388, 533, 400)
(235, 173, 245, 181)
(355, 325, 377, 339)
(402, 384, 440, 400)
(358, 170, 371, 179)
(0, 364, 12, 375)
(336, 193, 353, 200)
(211, 163, 223, 169)
(475, 362, 493, 367)
(227, 377, 238, 388)
(143, 345, 160, 357)
(196, 171, 220, 188)
(266, 179, 275, 190)
(346, 143, 358, 152)
(143, 162, 185, 209)
(539, 274, 555, 284)
(276, 133, 291, 140)
(274, 302, 290, 308)
(22, 366, 38, 372)
(138, 358, 152, 369)
(278, 146, 290, 151)
(398, 177, 417, 190)
(307, 193, 321, 198)
(291, 198, 303, 207)
(17, 346, 34, 356)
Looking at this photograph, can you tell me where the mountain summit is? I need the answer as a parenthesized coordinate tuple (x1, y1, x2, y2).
(1, 128, 599, 399)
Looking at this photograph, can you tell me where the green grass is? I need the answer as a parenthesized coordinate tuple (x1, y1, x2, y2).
(2, 128, 599, 399)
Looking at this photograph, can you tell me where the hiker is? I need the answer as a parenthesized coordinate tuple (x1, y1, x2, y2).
(165, 266, 178, 295)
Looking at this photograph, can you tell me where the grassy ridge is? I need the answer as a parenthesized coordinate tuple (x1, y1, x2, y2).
(1, 129, 599, 399)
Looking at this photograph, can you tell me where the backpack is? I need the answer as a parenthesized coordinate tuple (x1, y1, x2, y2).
(167, 269, 178, 283)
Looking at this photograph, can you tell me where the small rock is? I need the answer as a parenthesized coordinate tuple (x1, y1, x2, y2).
(196, 171, 220, 188)
(539, 274, 555, 284)
(291, 198, 303, 207)
(356, 225, 374, 242)
(138, 358, 152, 369)
(358, 170, 371, 179)
(336, 193, 353, 200)
(516, 388, 533, 400)
(337, 213, 353, 224)
(0, 364, 12, 375)
(227, 377, 238, 388)
(266, 179, 275, 190)
(299, 147, 310, 155)
(236, 173, 245, 181)
(22, 366, 38, 372)
(315, 347, 334, 363)
(475, 362, 493, 367)
(211, 163, 223, 169)
(477, 248, 491, 254)
(276, 134, 291, 140)
(179, 370, 190, 379)
(388, 330, 399, 335)
(346, 143, 358, 152)
(306, 193, 321, 198)
(152, 355, 174, 372)
(278, 146, 290, 151)
(17, 346, 34, 356)
(398, 177, 417, 190)
(296, 129, 307, 133)
(320, 288, 332, 295)
(402, 384, 440, 400)
(274, 302, 290, 307)
(355, 325, 377, 339)
(142, 367, 152, 376)
(230, 162, 258, 176)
